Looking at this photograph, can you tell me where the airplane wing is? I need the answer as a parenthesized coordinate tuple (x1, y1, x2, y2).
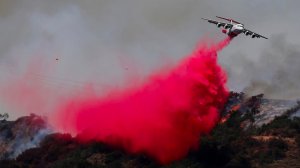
(201, 18, 233, 29)
(243, 29, 268, 39)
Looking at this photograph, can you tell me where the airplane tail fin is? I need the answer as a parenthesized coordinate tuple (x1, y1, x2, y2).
(216, 16, 241, 24)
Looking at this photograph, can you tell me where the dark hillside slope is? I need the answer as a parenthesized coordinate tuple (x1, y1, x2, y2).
(1, 93, 300, 168)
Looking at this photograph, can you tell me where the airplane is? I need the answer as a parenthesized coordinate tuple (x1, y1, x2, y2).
(202, 16, 268, 39)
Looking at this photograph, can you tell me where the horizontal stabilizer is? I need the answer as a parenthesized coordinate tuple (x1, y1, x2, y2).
(216, 16, 241, 24)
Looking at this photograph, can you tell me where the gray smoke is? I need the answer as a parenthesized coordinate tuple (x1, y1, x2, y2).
(0, 114, 52, 160)
(8, 128, 52, 159)
(242, 35, 300, 99)
(0, 0, 300, 120)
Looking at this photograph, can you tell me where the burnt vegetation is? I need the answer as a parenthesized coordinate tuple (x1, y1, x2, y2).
(0, 92, 300, 168)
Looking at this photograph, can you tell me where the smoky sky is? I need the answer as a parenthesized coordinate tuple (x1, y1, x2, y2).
(0, 0, 300, 112)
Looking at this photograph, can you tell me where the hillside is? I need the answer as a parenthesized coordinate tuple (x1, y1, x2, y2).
(0, 92, 300, 168)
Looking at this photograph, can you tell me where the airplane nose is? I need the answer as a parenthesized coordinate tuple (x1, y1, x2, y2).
(236, 27, 243, 32)
(233, 26, 243, 34)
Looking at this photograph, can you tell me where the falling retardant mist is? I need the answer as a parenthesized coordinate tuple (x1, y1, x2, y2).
(55, 37, 232, 164)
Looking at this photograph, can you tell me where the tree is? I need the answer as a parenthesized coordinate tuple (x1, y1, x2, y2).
(0, 113, 9, 120)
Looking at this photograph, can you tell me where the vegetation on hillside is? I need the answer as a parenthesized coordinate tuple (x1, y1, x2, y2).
(1, 94, 300, 168)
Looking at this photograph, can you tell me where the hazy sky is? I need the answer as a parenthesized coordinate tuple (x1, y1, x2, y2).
(0, 0, 300, 107)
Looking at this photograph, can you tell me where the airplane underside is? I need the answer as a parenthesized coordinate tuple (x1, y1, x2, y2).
(222, 29, 240, 37)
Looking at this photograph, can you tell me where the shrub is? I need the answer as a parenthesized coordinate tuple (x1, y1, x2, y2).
(268, 138, 288, 150)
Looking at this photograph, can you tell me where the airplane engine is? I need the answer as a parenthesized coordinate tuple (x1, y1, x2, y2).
(252, 35, 256, 38)
(224, 24, 230, 29)
(245, 31, 251, 36)
(217, 23, 222, 28)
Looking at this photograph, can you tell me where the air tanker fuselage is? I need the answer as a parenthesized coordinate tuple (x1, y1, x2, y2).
(224, 24, 244, 37)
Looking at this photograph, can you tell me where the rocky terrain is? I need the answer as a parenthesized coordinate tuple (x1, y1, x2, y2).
(0, 114, 50, 160)
(0, 92, 300, 168)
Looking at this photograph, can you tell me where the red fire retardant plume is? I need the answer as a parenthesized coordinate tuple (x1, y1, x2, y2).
(56, 37, 232, 164)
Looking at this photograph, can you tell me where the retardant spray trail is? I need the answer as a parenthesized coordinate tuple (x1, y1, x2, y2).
(56, 37, 232, 164)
